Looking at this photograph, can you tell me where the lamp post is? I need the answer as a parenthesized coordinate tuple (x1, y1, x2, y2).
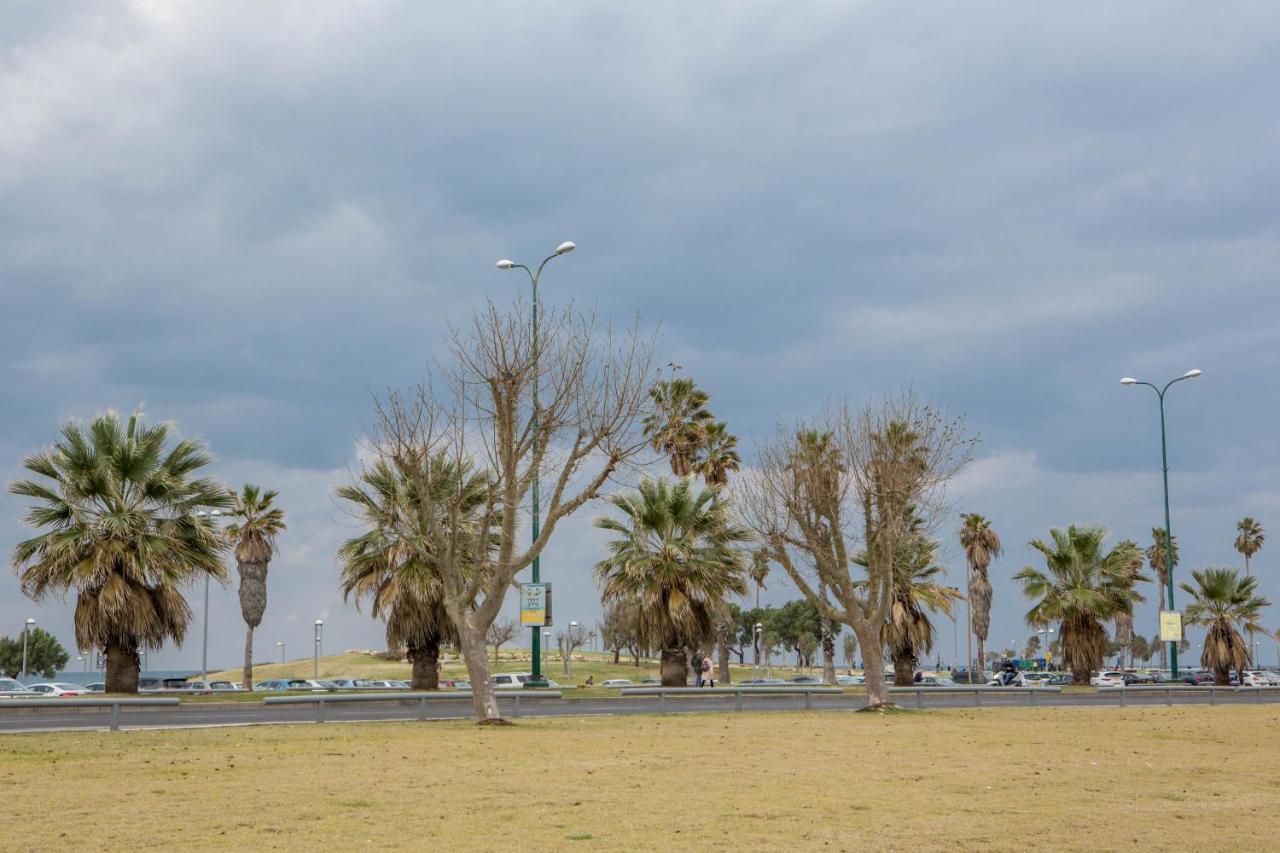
(565, 620, 579, 679)
(753, 622, 763, 673)
(1121, 368, 1202, 679)
(542, 631, 551, 675)
(277, 641, 285, 664)
(313, 620, 323, 679)
(1037, 627, 1055, 671)
(497, 240, 576, 689)
(194, 509, 225, 683)
(949, 587, 960, 670)
(21, 617, 35, 682)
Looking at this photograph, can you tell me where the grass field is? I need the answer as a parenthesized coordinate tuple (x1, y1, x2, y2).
(4, 706, 1278, 851)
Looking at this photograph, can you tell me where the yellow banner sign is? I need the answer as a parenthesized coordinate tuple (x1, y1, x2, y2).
(1159, 611, 1182, 642)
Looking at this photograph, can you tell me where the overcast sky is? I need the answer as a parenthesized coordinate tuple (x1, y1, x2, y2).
(3, 2, 1279, 672)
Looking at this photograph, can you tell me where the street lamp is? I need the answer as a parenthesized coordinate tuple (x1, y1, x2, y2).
(542, 630, 551, 674)
(1121, 368, 1202, 678)
(1037, 628, 1055, 671)
(277, 641, 286, 664)
(195, 509, 226, 683)
(21, 617, 35, 682)
(496, 239, 576, 688)
(565, 620, 579, 679)
(313, 620, 324, 679)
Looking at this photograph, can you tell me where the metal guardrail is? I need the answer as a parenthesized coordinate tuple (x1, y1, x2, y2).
(0, 697, 181, 731)
(261, 690, 563, 722)
(888, 686, 1062, 708)
(1097, 685, 1280, 706)
(619, 685, 844, 712)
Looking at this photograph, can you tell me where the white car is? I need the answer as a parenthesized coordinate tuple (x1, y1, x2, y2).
(835, 674, 865, 686)
(1090, 671, 1126, 688)
(600, 679, 633, 688)
(365, 680, 409, 690)
(491, 673, 562, 689)
(0, 677, 36, 697)
(1239, 671, 1270, 687)
(25, 682, 89, 697)
(1264, 671, 1280, 686)
(1020, 672, 1053, 688)
(187, 680, 239, 693)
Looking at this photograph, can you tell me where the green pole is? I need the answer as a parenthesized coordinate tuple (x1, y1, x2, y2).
(1157, 389, 1178, 679)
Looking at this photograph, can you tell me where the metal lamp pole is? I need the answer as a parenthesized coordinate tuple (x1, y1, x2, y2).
(21, 617, 35, 681)
(277, 641, 285, 664)
(1037, 628, 1054, 670)
(195, 509, 225, 683)
(496, 240, 576, 688)
(314, 620, 323, 679)
(1121, 369, 1201, 679)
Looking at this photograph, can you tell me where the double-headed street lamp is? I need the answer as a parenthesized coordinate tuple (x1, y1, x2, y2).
(21, 617, 35, 681)
(1121, 368, 1202, 679)
(496, 240, 576, 689)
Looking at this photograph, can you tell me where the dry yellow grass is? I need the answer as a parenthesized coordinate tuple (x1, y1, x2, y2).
(3, 706, 1278, 851)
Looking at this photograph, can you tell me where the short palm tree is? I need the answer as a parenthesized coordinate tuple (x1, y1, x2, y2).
(226, 484, 286, 690)
(1014, 525, 1148, 686)
(1180, 568, 1269, 685)
(642, 378, 714, 477)
(9, 411, 231, 692)
(959, 514, 1002, 675)
(1146, 528, 1178, 667)
(594, 478, 748, 685)
(1235, 518, 1266, 664)
(336, 454, 489, 690)
(698, 421, 741, 486)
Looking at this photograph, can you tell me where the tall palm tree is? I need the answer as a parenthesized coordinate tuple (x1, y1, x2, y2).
(698, 421, 741, 486)
(1180, 567, 1269, 685)
(959, 514, 1002, 676)
(225, 484, 286, 690)
(336, 454, 489, 690)
(594, 478, 748, 685)
(1235, 518, 1266, 664)
(9, 411, 231, 693)
(748, 549, 770, 610)
(1014, 525, 1148, 686)
(642, 378, 715, 477)
(1146, 528, 1178, 668)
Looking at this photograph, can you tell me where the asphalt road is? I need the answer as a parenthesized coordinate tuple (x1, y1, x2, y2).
(2, 689, 1279, 733)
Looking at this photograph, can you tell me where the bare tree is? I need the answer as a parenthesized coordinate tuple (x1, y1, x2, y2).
(487, 618, 518, 664)
(740, 393, 975, 708)
(361, 296, 655, 723)
(599, 600, 640, 665)
(556, 623, 588, 679)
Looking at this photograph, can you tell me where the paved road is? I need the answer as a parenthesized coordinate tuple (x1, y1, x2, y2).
(2, 689, 1279, 733)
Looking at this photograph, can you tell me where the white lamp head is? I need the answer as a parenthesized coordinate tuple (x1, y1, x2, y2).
(496, 259, 515, 270)
(1120, 377, 1138, 385)
(26, 617, 36, 626)
(555, 241, 575, 255)
(1183, 369, 1202, 378)
(315, 619, 323, 626)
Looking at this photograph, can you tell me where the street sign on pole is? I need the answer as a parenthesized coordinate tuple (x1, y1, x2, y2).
(520, 582, 553, 627)
(1159, 611, 1182, 643)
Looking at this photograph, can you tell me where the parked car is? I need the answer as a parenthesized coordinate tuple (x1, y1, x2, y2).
(1182, 672, 1215, 685)
(600, 679, 633, 688)
(84, 682, 106, 693)
(1264, 671, 1280, 686)
(329, 678, 377, 689)
(789, 675, 823, 684)
(187, 680, 239, 693)
(303, 680, 340, 691)
(253, 679, 314, 692)
(639, 677, 661, 685)
(835, 674, 865, 686)
(491, 673, 561, 689)
(1047, 674, 1073, 686)
(738, 678, 788, 685)
(1089, 671, 1126, 688)
(1020, 672, 1054, 687)
(25, 682, 88, 696)
(0, 677, 36, 697)
(365, 680, 408, 690)
(439, 679, 471, 690)
(918, 676, 956, 687)
(1239, 671, 1270, 687)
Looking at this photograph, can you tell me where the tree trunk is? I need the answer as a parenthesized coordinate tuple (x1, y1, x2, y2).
(976, 637, 987, 680)
(410, 642, 440, 691)
(243, 624, 254, 690)
(822, 630, 835, 685)
(1213, 665, 1230, 686)
(105, 641, 140, 694)
(891, 640, 916, 687)
(856, 623, 890, 708)
(455, 619, 500, 722)
(718, 641, 731, 685)
(660, 648, 687, 686)
(612, 648, 620, 664)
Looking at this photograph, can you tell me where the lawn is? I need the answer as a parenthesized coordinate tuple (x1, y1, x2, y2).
(3, 706, 1278, 851)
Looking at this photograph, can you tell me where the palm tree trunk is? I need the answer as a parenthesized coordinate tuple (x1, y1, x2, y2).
(1245, 554, 1255, 666)
(717, 641, 731, 685)
(105, 641, 140, 694)
(891, 639, 916, 687)
(243, 624, 254, 689)
(976, 637, 986, 679)
(660, 648, 687, 686)
(410, 642, 440, 691)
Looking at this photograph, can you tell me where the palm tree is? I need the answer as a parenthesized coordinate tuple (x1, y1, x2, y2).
(698, 421, 741, 486)
(642, 378, 715, 477)
(1146, 528, 1178, 668)
(9, 411, 231, 692)
(594, 478, 748, 685)
(225, 484, 286, 690)
(1014, 525, 1148, 686)
(1235, 518, 1266, 664)
(1180, 567, 1269, 685)
(855, 518, 961, 686)
(748, 549, 770, 610)
(959, 514, 1002, 676)
(336, 454, 489, 690)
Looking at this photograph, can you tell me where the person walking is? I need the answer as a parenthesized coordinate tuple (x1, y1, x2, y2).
(702, 655, 714, 688)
